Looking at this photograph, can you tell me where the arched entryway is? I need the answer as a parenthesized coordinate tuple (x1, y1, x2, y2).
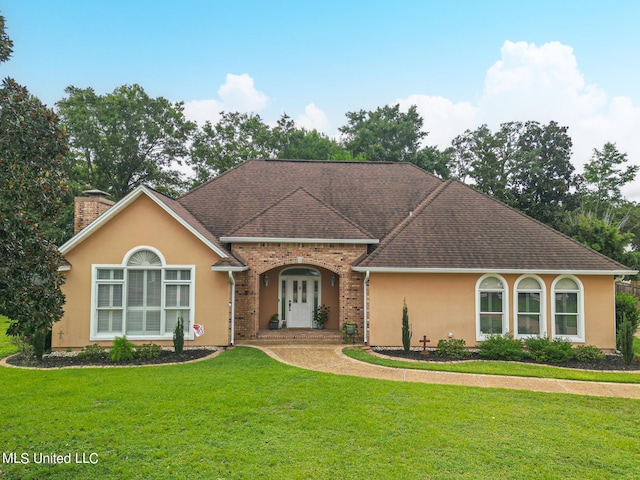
(279, 267, 321, 328)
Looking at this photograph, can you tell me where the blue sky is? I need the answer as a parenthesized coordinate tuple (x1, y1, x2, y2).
(2, 1, 640, 197)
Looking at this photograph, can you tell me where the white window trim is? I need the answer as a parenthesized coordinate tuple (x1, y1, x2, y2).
(90, 247, 195, 342)
(513, 275, 547, 339)
(551, 275, 585, 343)
(476, 274, 509, 341)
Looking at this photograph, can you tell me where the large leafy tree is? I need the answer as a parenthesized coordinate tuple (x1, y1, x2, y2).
(271, 114, 343, 161)
(339, 104, 427, 163)
(57, 84, 195, 200)
(580, 142, 638, 218)
(451, 121, 580, 228)
(0, 16, 68, 356)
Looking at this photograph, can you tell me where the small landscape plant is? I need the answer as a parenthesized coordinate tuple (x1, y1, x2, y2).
(435, 338, 470, 359)
(615, 292, 639, 338)
(401, 299, 412, 353)
(573, 345, 605, 363)
(77, 343, 107, 361)
(618, 314, 636, 366)
(135, 343, 162, 360)
(524, 336, 551, 362)
(108, 336, 135, 363)
(173, 317, 185, 355)
(479, 334, 525, 361)
(525, 336, 574, 364)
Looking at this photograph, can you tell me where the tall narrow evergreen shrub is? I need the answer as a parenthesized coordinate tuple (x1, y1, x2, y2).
(618, 314, 635, 366)
(402, 300, 412, 353)
(173, 316, 184, 355)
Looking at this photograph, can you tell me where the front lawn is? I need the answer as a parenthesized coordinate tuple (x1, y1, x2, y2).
(344, 347, 640, 384)
(0, 315, 18, 359)
(1, 347, 639, 479)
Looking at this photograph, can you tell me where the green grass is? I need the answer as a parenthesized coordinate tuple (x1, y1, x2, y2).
(0, 347, 639, 479)
(0, 315, 19, 359)
(343, 347, 640, 384)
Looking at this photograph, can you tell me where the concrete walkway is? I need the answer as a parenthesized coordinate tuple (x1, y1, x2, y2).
(241, 343, 640, 399)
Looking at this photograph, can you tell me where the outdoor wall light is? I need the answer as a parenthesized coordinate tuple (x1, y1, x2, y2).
(263, 273, 269, 287)
(448, 332, 454, 338)
(331, 274, 336, 287)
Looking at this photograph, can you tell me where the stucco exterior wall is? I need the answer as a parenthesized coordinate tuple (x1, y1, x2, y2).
(56, 194, 230, 350)
(367, 272, 617, 350)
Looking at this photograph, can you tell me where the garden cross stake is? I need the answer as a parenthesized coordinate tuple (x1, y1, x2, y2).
(419, 335, 430, 355)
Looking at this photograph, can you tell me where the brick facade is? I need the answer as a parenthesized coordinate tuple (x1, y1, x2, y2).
(74, 194, 115, 234)
(231, 242, 368, 340)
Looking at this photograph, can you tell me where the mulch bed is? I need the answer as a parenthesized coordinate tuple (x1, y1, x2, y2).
(5, 348, 217, 369)
(374, 348, 640, 371)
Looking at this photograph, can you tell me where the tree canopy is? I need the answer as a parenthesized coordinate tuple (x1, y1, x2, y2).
(57, 84, 196, 200)
(0, 16, 68, 354)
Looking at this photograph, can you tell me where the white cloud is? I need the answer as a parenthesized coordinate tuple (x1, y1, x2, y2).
(295, 103, 330, 132)
(183, 73, 269, 125)
(395, 40, 640, 200)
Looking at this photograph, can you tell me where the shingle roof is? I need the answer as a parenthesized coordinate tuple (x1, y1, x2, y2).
(225, 187, 376, 241)
(179, 159, 442, 240)
(356, 179, 631, 272)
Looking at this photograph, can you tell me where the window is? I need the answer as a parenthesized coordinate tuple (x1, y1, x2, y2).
(91, 247, 194, 341)
(552, 276, 584, 342)
(476, 275, 508, 340)
(515, 276, 545, 338)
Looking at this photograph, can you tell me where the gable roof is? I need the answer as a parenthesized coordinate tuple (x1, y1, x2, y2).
(222, 187, 377, 243)
(59, 185, 234, 263)
(355, 179, 634, 274)
(179, 159, 443, 240)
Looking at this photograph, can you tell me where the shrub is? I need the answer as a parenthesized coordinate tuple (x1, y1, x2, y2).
(544, 338, 574, 363)
(478, 334, 525, 361)
(32, 329, 46, 361)
(108, 336, 135, 363)
(615, 292, 639, 336)
(618, 314, 636, 366)
(435, 339, 470, 359)
(135, 343, 162, 360)
(173, 317, 185, 355)
(401, 300, 411, 354)
(524, 336, 551, 362)
(77, 343, 107, 361)
(573, 345, 605, 363)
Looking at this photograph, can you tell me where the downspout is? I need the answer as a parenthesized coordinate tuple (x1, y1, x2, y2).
(228, 271, 236, 346)
(364, 270, 370, 345)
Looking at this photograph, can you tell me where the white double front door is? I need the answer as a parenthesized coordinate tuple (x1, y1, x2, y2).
(279, 268, 320, 328)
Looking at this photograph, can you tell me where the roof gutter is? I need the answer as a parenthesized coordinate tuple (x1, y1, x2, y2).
(363, 270, 370, 345)
(352, 267, 638, 276)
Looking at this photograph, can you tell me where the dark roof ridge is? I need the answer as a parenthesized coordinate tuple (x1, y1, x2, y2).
(360, 179, 454, 266)
(227, 185, 377, 239)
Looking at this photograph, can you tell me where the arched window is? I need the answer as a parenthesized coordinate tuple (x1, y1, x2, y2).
(551, 276, 584, 342)
(476, 275, 508, 340)
(92, 247, 194, 340)
(515, 276, 545, 338)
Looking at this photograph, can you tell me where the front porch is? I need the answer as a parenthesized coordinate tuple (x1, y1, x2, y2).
(235, 327, 362, 345)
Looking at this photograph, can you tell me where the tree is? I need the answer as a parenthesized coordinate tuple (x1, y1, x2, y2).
(189, 111, 274, 185)
(339, 104, 427, 163)
(581, 142, 638, 218)
(450, 121, 580, 228)
(271, 114, 343, 160)
(0, 16, 68, 358)
(57, 84, 195, 200)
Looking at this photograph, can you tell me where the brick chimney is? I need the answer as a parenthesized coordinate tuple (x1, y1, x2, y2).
(74, 189, 115, 234)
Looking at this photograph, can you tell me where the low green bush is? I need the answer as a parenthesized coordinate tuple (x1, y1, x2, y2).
(573, 345, 605, 362)
(524, 336, 551, 362)
(544, 338, 574, 363)
(135, 343, 162, 360)
(108, 336, 135, 363)
(77, 343, 107, 361)
(478, 334, 525, 361)
(435, 338, 470, 359)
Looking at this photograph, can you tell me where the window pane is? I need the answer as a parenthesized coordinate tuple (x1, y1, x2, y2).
(126, 310, 143, 333)
(480, 277, 503, 290)
(97, 311, 111, 332)
(97, 284, 111, 308)
(146, 271, 161, 306)
(556, 314, 578, 335)
(556, 293, 577, 314)
(480, 292, 502, 313)
(165, 270, 178, 281)
(517, 314, 540, 335)
(293, 281, 298, 303)
(480, 314, 503, 334)
(165, 310, 189, 334)
(97, 269, 111, 280)
(146, 310, 161, 334)
(556, 278, 578, 290)
(179, 270, 191, 281)
(127, 250, 161, 267)
(518, 292, 540, 313)
(128, 271, 144, 307)
(179, 285, 190, 307)
(301, 281, 307, 303)
(166, 285, 178, 307)
(518, 277, 541, 290)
